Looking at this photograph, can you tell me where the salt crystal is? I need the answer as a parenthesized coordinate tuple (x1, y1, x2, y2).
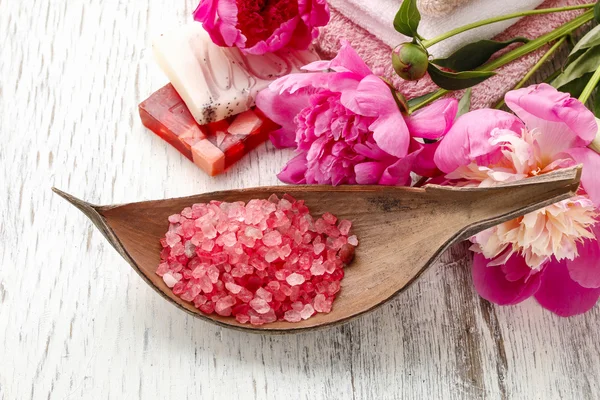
(291, 301, 304, 311)
(215, 295, 236, 316)
(156, 262, 169, 276)
(184, 241, 196, 257)
(190, 232, 204, 246)
(300, 304, 315, 320)
(315, 218, 328, 234)
(163, 272, 179, 288)
(221, 232, 237, 247)
(168, 214, 181, 223)
(207, 265, 220, 284)
(200, 222, 217, 239)
(194, 295, 208, 307)
(165, 231, 181, 247)
(236, 314, 250, 324)
(298, 253, 312, 270)
(310, 261, 326, 276)
(322, 212, 337, 225)
(256, 287, 273, 302)
(268, 194, 279, 203)
(249, 297, 271, 314)
(225, 282, 242, 294)
(338, 220, 352, 235)
(286, 273, 305, 286)
(265, 248, 280, 263)
(339, 244, 355, 264)
(262, 230, 282, 247)
(181, 207, 193, 218)
(283, 310, 302, 322)
(313, 294, 329, 313)
(313, 243, 326, 255)
(237, 288, 254, 303)
(278, 198, 293, 210)
(347, 235, 358, 246)
(323, 260, 336, 274)
(201, 239, 215, 252)
(275, 269, 288, 281)
(245, 226, 263, 240)
(171, 242, 185, 256)
(278, 244, 292, 258)
(199, 275, 213, 293)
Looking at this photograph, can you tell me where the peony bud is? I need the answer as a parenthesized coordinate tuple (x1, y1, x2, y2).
(392, 43, 429, 81)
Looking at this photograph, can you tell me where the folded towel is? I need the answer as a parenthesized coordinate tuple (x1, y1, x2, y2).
(326, 0, 545, 58)
(316, 0, 593, 109)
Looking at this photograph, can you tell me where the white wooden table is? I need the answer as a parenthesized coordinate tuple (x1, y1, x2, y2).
(2, 1, 600, 399)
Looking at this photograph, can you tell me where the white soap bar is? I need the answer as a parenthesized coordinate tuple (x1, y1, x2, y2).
(153, 23, 320, 125)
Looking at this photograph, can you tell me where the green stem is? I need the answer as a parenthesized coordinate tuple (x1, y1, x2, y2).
(495, 36, 567, 109)
(421, 4, 594, 48)
(578, 65, 600, 104)
(408, 10, 594, 113)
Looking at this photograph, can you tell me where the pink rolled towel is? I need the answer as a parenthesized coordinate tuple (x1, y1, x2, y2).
(316, 0, 594, 109)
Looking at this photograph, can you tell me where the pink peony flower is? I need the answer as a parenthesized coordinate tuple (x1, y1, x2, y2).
(256, 42, 458, 185)
(434, 83, 600, 316)
(193, 0, 330, 55)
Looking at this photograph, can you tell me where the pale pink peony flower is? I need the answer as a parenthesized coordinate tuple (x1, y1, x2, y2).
(256, 42, 457, 185)
(434, 83, 600, 316)
(193, 0, 330, 55)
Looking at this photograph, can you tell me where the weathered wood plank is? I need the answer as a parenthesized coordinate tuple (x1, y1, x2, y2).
(1, 1, 599, 399)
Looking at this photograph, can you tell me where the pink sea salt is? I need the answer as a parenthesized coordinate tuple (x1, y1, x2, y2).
(157, 195, 358, 326)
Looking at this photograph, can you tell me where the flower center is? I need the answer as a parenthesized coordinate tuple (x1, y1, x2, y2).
(236, 0, 299, 48)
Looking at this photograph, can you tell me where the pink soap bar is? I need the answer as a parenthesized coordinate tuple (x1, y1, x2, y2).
(139, 84, 279, 176)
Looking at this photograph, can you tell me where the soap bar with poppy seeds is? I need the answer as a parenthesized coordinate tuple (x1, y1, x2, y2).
(152, 23, 319, 126)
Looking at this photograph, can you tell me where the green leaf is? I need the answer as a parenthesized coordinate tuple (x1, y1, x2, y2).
(594, 1, 600, 24)
(552, 46, 600, 88)
(594, 95, 600, 118)
(427, 64, 495, 90)
(457, 88, 472, 117)
(393, 0, 421, 38)
(555, 72, 593, 98)
(431, 37, 529, 72)
(407, 92, 436, 108)
(569, 24, 600, 59)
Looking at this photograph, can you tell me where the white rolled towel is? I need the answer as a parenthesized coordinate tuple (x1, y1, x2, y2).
(325, 0, 545, 57)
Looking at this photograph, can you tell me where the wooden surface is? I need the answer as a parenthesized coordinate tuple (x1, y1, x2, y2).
(1, 1, 600, 399)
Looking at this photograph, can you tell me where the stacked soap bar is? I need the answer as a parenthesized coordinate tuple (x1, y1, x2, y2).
(153, 23, 319, 125)
(139, 84, 278, 176)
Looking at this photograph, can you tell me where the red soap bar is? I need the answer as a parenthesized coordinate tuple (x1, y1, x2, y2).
(139, 84, 278, 176)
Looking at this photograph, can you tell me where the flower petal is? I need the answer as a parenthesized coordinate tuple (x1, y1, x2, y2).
(302, 40, 372, 77)
(535, 259, 600, 317)
(434, 109, 524, 174)
(565, 147, 600, 207)
(378, 150, 422, 186)
(472, 253, 541, 305)
(505, 84, 597, 155)
(340, 75, 396, 118)
(406, 98, 458, 140)
(256, 86, 311, 149)
(354, 162, 387, 184)
(370, 113, 410, 159)
(277, 153, 308, 184)
(409, 139, 441, 177)
(566, 224, 600, 289)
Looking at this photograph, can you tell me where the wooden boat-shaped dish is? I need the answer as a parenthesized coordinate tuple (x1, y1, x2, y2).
(53, 166, 581, 333)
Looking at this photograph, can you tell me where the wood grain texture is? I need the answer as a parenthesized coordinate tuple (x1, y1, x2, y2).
(1, 1, 599, 399)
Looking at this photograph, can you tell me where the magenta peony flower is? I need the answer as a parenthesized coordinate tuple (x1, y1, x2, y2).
(256, 42, 458, 185)
(434, 83, 600, 316)
(193, 0, 330, 55)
